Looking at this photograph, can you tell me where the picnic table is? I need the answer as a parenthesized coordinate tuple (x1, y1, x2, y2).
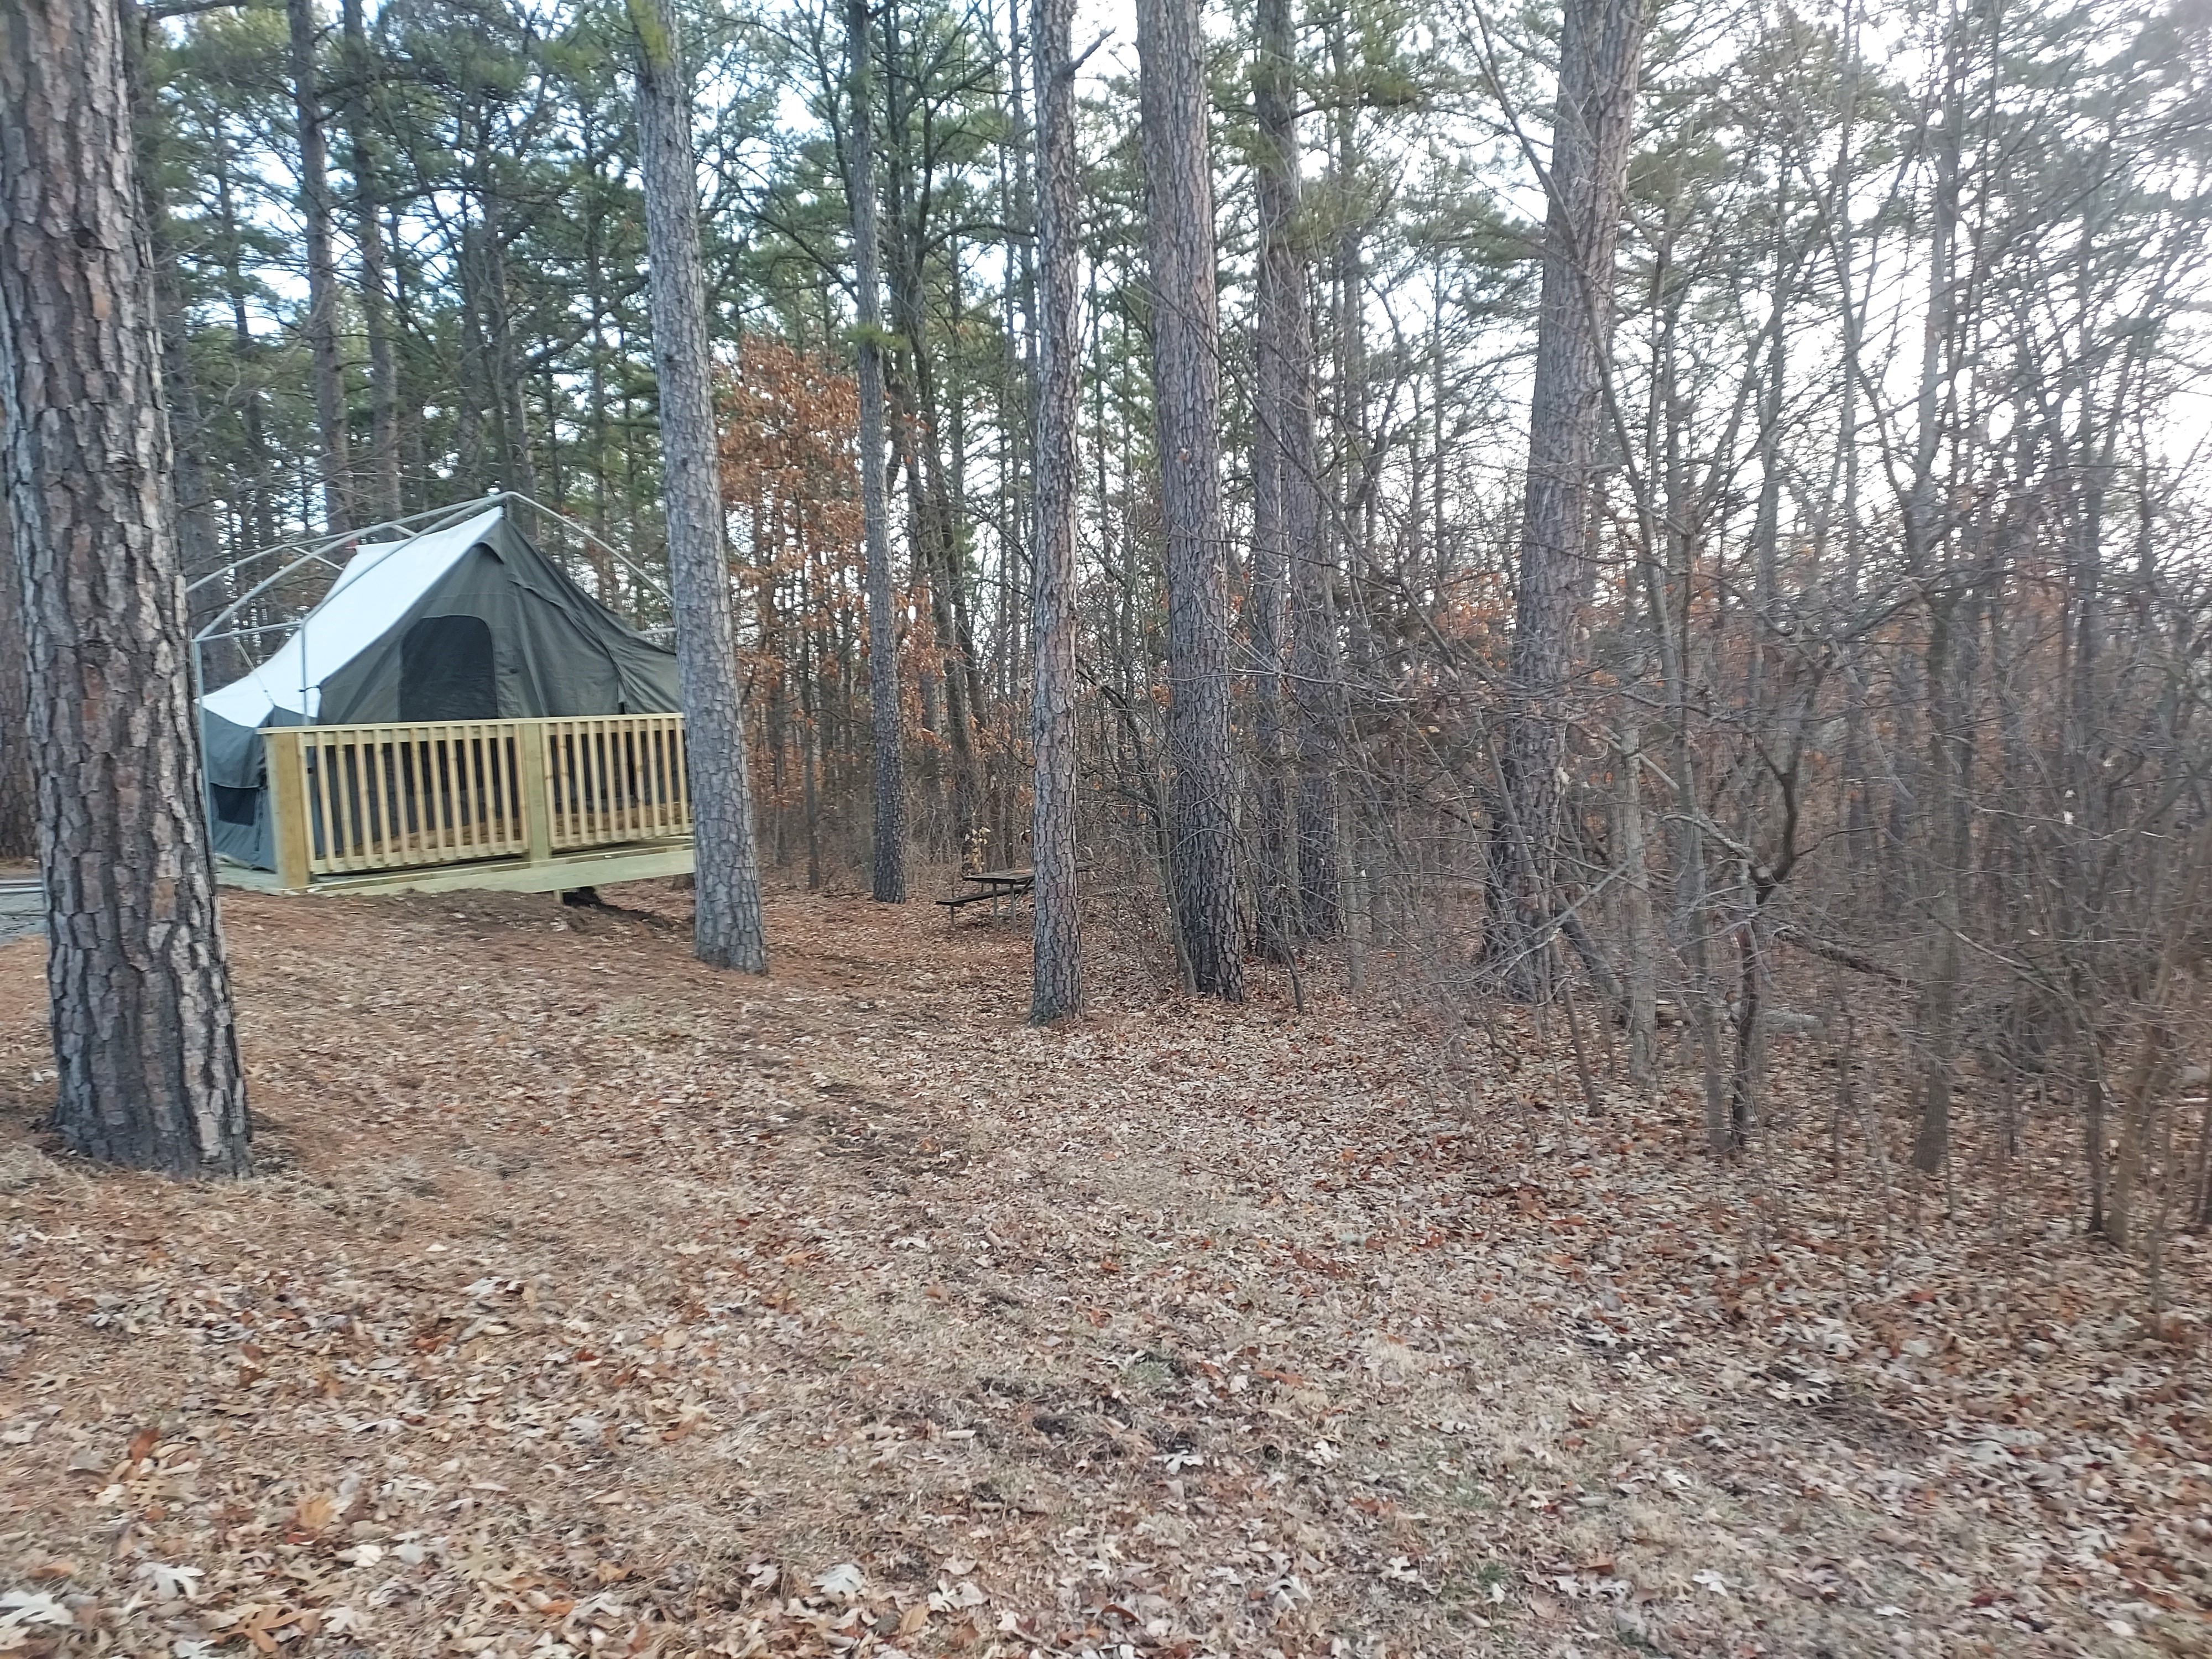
(937, 866, 1035, 925)
(0, 878, 42, 947)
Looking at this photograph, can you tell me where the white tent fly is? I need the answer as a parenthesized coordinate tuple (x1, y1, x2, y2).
(199, 506, 505, 729)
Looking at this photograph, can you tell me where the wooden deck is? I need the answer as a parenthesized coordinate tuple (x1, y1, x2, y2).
(226, 713, 697, 897)
(217, 839, 695, 898)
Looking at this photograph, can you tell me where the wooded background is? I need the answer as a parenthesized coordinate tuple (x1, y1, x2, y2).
(3, 0, 2211, 1230)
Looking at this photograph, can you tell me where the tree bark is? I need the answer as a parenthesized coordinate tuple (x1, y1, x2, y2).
(848, 0, 906, 901)
(1139, 0, 1243, 1000)
(1029, 0, 1082, 1022)
(1491, 0, 1649, 998)
(286, 0, 351, 535)
(630, 0, 768, 972)
(0, 0, 252, 1174)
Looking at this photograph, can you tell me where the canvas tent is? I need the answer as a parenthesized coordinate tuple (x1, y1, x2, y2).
(200, 504, 682, 870)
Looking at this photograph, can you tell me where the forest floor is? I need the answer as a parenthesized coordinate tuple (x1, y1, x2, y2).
(1, 882, 2209, 1659)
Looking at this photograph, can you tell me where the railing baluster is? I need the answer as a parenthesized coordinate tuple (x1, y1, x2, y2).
(310, 731, 343, 872)
(595, 726, 614, 844)
(429, 729, 452, 858)
(368, 731, 392, 864)
(409, 731, 433, 863)
(477, 729, 499, 851)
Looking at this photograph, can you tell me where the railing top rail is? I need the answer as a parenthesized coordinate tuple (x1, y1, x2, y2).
(263, 712, 686, 738)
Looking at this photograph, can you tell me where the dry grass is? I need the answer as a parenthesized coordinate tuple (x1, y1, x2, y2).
(0, 883, 2207, 1657)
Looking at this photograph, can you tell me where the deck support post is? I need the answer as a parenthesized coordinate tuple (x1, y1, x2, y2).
(520, 718, 554, 866)
(264, 727, 314, 893)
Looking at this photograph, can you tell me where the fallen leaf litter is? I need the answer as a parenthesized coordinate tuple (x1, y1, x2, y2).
(0, 884, 2206, 1657)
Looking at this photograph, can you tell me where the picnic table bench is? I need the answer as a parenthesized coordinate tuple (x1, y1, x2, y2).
(937, 867, 1035, 925)
(0, 877, 42, 946)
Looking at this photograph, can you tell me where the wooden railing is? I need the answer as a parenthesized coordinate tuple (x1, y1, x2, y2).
(263, 713, 690, 890)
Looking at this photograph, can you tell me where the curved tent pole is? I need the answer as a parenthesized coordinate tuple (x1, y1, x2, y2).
(190, 494, 503, 647)
(191, 491, 677, 671)
(184, 542, 343, 598)
(186, 493, 528, 597)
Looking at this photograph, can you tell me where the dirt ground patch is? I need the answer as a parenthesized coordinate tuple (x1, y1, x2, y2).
(1, 885, 2207, 1657)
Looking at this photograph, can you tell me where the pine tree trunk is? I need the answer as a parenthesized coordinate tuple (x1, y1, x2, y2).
(1616, 718, 1657, 1086)
(1139, 0, 1243, 1000)
(1248, 0, 1301, 961)
(0, 0, 252, 1175)
(1913, 596, 1965, 1175)
(1288, 404, 1340, 949)
(390, 202, 428, 505)
(1491, 0, 1648, 998)
(922, 434, 985, 851)
(457, 215, 489, 491)
(1028, 0, 1082, 1022)
(342, 0, 402, 525)
(126, 44, 232, 697)
(882, 151, 984, 858)
(120, 1, 223, 662)
(286, 0, 351, 535)
(630, 0, 768, 972)
(1907, 51, 1963, 1177)
(1002, 0, 1039, 752)
(848, 0, 906, 901)
(150, 236, 222, 637)
(478, 181, 538, 506)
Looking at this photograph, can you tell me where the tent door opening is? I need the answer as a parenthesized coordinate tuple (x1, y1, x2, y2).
(400, 614, 498, 721)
